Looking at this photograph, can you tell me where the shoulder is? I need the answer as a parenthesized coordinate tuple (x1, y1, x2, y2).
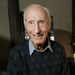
(7, 40, 29, 72)
(50, 40, 64, 49)
(9, 40, 29, 59)
(50, 40, 65, 55)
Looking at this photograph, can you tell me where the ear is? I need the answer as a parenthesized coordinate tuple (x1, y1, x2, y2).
(24, 30, 29, 40)
(25, 30, 27, 35)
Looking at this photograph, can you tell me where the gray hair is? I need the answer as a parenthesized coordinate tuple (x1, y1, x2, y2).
(23, 4, 51, 27)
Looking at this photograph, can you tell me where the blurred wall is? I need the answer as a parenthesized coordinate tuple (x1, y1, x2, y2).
(19, 0, 72, 33)
(0, 0, 10, 39)
(0, 0, 10, 70)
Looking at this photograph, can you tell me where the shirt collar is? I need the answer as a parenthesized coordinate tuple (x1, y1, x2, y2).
(29, 39, 53, 56)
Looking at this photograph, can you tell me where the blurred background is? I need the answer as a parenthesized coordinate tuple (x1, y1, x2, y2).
(0, 0, 75, 75)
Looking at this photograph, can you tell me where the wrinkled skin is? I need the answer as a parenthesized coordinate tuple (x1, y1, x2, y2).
(24, 6, 51, 51)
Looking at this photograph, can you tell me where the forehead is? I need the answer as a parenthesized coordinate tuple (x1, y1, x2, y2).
(24, 6, 47, 20)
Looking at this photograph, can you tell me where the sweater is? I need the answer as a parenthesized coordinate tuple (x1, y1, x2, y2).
(7, 40, 70, 75)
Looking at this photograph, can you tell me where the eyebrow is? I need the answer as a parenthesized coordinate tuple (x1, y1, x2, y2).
(27, 20, 34, 22)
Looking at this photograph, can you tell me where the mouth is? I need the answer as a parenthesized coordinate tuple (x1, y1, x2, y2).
(33, 34, 44, 38)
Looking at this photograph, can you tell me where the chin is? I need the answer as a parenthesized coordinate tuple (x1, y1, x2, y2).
(34, 39, 46, 45)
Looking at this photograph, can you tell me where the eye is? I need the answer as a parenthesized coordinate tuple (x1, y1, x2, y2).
(27, 21, 34, 28)
(39, 21, 44, 24)
(28, 21, 33, 24)
(39, 21, 45, 26)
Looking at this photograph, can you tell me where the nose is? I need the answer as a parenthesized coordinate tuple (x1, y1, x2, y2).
(34, 23, 41, 34)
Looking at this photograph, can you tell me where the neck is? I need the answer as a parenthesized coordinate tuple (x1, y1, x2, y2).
(34, 38, 48, 52)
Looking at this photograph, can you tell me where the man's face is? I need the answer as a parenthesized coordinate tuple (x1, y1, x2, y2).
(24, 7, 50, 48)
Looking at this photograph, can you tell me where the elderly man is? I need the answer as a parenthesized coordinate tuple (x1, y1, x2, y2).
(7, 4, 70, 75)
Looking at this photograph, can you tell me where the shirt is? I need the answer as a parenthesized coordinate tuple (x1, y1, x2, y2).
(29, 39, 53, 56)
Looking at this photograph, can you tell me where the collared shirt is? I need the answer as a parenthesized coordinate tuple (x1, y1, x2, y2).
(29, 39, 53, 56)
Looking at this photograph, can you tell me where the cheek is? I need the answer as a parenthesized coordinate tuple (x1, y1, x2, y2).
(43, 27, 50, 34)
(43, 24, 50, 32)
(47, 25, 50, 32)
(26, 27, 32, 36)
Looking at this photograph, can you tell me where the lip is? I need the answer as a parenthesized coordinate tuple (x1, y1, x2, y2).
(32, 34, 44, 38)
(33, 34, 43, 36)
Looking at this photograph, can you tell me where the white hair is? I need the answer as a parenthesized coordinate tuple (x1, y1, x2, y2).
(23, 4, 51, 28)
